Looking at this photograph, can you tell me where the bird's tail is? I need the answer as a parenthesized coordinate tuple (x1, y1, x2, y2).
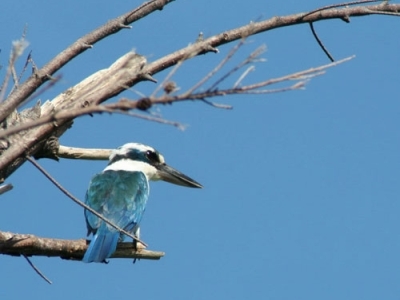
(82, 225, 119, 263)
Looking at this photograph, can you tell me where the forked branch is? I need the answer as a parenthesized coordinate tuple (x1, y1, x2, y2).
(0, 55, 353, 141)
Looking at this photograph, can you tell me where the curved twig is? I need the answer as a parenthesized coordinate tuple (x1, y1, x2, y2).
(0, 56, 353, 141)
(309, 22, 334, 62)
(23, 255, 52, 284)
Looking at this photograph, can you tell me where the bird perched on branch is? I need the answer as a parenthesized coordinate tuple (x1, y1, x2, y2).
(83, 143, 202, 263)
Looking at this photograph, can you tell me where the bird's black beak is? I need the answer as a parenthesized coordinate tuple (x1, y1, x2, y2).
(157, 164, 203, 188)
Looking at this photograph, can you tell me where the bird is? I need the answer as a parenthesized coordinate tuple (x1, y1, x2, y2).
(82, 142, 202, 263)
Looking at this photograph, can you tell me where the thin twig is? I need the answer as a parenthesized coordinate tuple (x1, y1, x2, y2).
(0, 0, 175, 123)
(302, 0, 382, 19)
(152, 57, 352, 103)
(234, 81, 308, 94)
(184, 39, 247, 96)
(0, 183, 13, 195)
(150, 52, 194, 98)
(126, 111, 187, 130)
(0, 37, 29, 102)
(10, 64, 18, 90)
(0, 100, 183, 140)
(309, 22, 334, 62)
(151, 32, 221, 98)
(0, 57, 352, 140)
(26, 157, 148, 247)
(207, 45, 266, 92)
(23, 255, 52, 284)
(22, 254, 52, 284)
(201, 99, 233, 109)
(234, 65, 255, 88)
(9, 51, 32, 96)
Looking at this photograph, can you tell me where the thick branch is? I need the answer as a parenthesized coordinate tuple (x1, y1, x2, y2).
(143, 2, 400, 76)
(0, 2, 399, 181)
(0, 52, 151, 180)
(0, 231, 164, 261)
(0, 0, 174, 123)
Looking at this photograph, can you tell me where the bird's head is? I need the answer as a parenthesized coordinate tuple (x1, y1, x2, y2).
(106, 143, 202, 188)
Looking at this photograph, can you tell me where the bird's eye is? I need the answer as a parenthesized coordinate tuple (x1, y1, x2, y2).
(146, 150, 159, 163)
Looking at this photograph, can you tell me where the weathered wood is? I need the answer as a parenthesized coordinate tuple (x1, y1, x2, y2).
(0, 231, 164, 261)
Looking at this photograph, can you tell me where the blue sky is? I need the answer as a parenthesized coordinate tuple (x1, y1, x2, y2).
(1, 1, 400, 299)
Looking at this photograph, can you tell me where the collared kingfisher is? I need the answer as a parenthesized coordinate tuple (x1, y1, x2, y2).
(83, 142, 202, 263)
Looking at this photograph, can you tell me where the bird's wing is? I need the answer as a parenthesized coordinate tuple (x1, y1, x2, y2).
(84, 170, 149, 235)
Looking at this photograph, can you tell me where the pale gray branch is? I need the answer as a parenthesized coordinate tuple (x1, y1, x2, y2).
(58, 145, 111, 160)
(0, 56, 352, 144)
(0, 0, 174, 123)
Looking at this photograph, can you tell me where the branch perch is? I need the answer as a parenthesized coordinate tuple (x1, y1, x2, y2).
(0, 231, 164, 261)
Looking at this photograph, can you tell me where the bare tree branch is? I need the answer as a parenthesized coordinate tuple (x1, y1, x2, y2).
(0, 1, 399, 263)
(0, 51, 154, 180)
(141, 2, 400, 78)
(0, 56, 352, 144)
(0, 37, 29, 102)
(301, 0, 383, 19)
(0, 183, 13, 195)
(0, 0, 173, 123)
(58, 145, 111, 160)
(0, 2, 398, 181)
(0, 231, 164, 261)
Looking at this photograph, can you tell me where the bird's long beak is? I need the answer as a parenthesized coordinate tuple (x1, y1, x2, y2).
(157, 164, 203, 188)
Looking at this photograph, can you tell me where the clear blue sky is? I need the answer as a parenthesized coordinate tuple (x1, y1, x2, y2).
(1, 1, 400, 299)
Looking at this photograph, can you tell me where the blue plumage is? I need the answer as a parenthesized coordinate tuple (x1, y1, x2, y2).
(82, 143, 202, 263)
(83, 170, 148, 263)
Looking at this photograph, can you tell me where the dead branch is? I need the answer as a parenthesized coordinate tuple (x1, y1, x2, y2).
(0, 231, 164, 261)
(0, 0, 174, 123)
(0, 183, 13, 195)
(141, 2, 400, 77)
(0, 56, 352, 145)
(58, 145, 111, 160)
(0, 2, 398, 181)
(0, 51, 155, 180)
(0, 0, 398, 265)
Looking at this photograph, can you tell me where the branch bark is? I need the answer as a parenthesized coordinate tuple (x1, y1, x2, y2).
(1, 3, 399, 182)
(0, 52, 152, 180)
(1, 1, 399, 263)
(0, 0, 174, 123)
(0, 231, 164, 261)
